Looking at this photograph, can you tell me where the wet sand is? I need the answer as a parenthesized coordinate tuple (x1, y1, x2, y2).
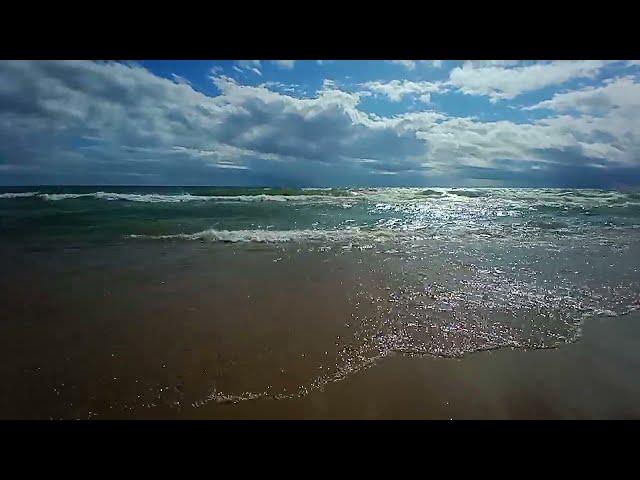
(239, 312, 640, 420)
(1, 240, 639, 419)
(156, 310, 640, 420)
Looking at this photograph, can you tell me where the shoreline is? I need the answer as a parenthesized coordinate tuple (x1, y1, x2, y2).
(1, 240, 639, 420)
(177, 311, 640, 420)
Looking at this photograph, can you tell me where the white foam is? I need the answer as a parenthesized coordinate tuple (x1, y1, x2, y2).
(205, 194, 352, 203)
(7, 188, 640, 215)
(36, 192, 354, 204)
(95, 192, 209, 203)
(0, 192, 39, 198)
(130, 227, 395, 244)
(40, 193, 93, 201)
(40, 192, 211, 202)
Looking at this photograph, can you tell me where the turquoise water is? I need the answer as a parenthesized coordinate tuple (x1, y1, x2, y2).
(2, 186, 640, 245)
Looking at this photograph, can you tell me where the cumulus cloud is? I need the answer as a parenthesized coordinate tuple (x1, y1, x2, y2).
(448, 60, 611, 101)
(361, 79, 444, 102)
(170, 73, 191, 85)
(260, 81, 304, 95)
(528, 76, 640, 115)
(0, 61, 430, 184)
(208, 75, 426, 170)
(521, 76, 640, 166)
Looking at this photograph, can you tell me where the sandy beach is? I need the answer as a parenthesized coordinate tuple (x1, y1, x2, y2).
(2, 239, 639, 420)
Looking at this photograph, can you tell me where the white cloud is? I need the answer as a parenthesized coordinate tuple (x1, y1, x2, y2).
(389, 60, 444, 70)
(528, 76, 640, 115)
(171, 73, 191, 85)
(361, 79, 444, 102)
(448, 60, 610, 101)
(388, 60, 416, 70)
(271, 60, 296, 69)
(524, 77, 640, 166)
(235, 60, 262, 76)
(406, 105, 640, 173)
(261, 81, 304, 96)
(466, 60, 521, 68)
(413, 116, 574, 169)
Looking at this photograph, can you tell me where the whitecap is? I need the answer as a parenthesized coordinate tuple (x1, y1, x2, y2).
(0, 192, 39, 198)
(129, 227, 397, 244)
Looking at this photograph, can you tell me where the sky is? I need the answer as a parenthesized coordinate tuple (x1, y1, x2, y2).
(1, 59, 639, 187)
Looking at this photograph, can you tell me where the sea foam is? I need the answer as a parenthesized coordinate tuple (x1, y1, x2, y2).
(0, 192, 39, 198)
(129, 227, 395, 243)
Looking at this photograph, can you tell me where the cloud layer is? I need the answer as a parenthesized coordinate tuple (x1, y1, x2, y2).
(0, 60, 638, 187)
(448, 60, 610, 101)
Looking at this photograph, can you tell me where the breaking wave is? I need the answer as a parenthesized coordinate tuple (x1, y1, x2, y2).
(33, 192, 355, 204)
(129, 227, 395, 243)
(2, 188, 640, 212)
(448, 189, 488, 198)
(0, 192, 39, 198)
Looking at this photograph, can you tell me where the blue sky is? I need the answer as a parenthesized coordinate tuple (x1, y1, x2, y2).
(1, 60, 639, 187)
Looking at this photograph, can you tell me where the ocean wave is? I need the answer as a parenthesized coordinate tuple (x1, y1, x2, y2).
(447, 189, 488, 198)
(40, 192, 221, 202)
(5, 188, 640, 210)
(40, 193, 94, 201)
(129, 227, 396, 243)
(418, 189, 444, 197)
(35, 191, 356, 204)
(0, 192, 39, 198)
(203, 194, 353, 203)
